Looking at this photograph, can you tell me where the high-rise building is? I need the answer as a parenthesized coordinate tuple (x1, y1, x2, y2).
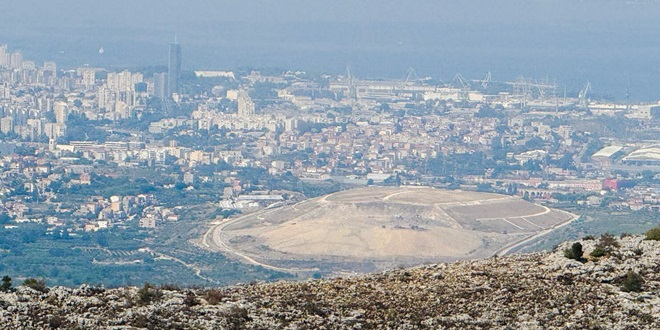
(27, 119, 43, 137)
(44, 123, 66, 140)
(9, 52, 22, 69)
(80, 68, 96, 89)
(54, 101, 69, 124)
(167, 41, 181, 98)
(0, 83, 10, 99)
(153, 73, 167, 99)
(0, 45, 7, 69)
(1, 117, 14, 134)
(97, 87, 114, 111)
(43, 61, 57, 74)
(237, 91, 255, 118)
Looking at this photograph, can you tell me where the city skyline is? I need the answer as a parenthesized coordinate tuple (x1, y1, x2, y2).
(2, 1, 660, 101)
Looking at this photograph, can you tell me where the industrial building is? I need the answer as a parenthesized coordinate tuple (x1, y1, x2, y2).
(622, 145, 660, 165)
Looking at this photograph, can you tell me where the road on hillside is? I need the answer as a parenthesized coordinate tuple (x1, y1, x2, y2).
(201, 203, 319, 274)
(493, 209, 580, 257)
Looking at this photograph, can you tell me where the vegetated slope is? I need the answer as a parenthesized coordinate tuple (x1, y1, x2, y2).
(1, 235, 659, 329)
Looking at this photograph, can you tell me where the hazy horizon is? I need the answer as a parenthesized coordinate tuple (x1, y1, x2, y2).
(2, 0, 660, 100)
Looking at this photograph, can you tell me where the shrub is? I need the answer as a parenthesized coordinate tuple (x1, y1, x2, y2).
(131, 314, 151, 328)
(224, 305, 250, 329)
(583, 235, 596, 240)
(587, 233, 622, 259)
(621, 271, 644, 293)
(159, 283, 181, 291)
(48, 315, 63, 328)
(645, 226, 660, 241)
(183, 291, 199, 307)
(1, 276, 12, 292)
(599, 233, 620, 250)
(564, 242, 584, 261)
(22, 278, 48, 293)
(136, 283, 162, 305)
(590, 246, 607, 258)
(203, 289, 225, 305)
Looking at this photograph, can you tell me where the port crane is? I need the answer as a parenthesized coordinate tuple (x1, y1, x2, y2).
(451, 73, 471, 89)
(451, 73, 472, 100)
(481, 71, 492, 89)
(578, 81, 592, 109)
(403, 67, 421, 84)
(470, 71, 493, 90)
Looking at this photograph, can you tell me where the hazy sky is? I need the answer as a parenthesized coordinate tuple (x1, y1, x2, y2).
(2, 1, 660, 100)
(4, 0, 660, 27)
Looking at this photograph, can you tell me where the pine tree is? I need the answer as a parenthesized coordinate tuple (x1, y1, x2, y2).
(1, 275, 12, 292)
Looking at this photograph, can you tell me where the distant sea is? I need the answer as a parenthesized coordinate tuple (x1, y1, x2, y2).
(2, 22, 660, 102)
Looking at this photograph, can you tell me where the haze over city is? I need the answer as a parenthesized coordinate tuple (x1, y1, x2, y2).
(3, 1, 660, 328)
(2, 0, 660, 100)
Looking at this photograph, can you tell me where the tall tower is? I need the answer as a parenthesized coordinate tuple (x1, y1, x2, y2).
(167, 39, 181, 98)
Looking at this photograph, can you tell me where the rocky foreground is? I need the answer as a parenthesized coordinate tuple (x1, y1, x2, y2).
(1, 235, 660, 329)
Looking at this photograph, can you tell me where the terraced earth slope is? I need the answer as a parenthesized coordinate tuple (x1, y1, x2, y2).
(204, 187, 576, 274)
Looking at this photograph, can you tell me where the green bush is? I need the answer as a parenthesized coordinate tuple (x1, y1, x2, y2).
(645, 226, 660, 241)
(1, 276, 12, 292)
(621, 271, 644, 293)
(590, 246, 607, 258)
(23, 278, 48, 293)
(587, 233, 622, 259)
(564, 242, 584, 261)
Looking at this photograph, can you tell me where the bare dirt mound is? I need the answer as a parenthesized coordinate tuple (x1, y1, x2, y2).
(211, 187, 574, 274)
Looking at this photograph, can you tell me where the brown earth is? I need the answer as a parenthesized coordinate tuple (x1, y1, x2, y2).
(206, 187, 576, 274)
